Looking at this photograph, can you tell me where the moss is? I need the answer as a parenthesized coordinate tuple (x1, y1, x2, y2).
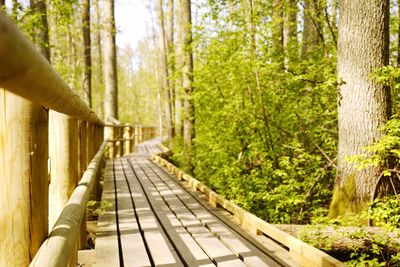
(329, 173, 369, 220)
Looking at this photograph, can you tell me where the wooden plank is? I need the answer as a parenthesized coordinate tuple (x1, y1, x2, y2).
(113, 161, 152, 267)
(94, 161, 119, 267)
(121, 159, 184, 267)
(147, 161, 280, 267)
(134, 159, 245, 266)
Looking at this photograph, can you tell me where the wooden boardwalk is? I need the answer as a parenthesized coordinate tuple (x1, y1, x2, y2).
(94, 140, 299, 267)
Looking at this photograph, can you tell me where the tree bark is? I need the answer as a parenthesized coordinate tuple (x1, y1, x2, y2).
(166, 0, 175, 132)
(178, 0, 194, 172)
(330, 0, 391, 217)
(93, 0, 104, 117)
(82, 0, 92, 107)
(284, 0, 298, 65)
(301, 0, 321, 58)
(272, 0, 284, 59)
(157, 0, 173, 147)
(30, 0, 51, 61)
(103, 0, 118, 122)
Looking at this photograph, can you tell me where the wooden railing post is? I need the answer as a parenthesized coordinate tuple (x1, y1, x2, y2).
(123, 124, 131, 155)
(139, 126, 143, 143)
(0, 93, 48, 266)
(118, 127, 123, 157)
(48, 111, 79, 265)
(78, 121, 88, 249)
(134, 125, 139, 146)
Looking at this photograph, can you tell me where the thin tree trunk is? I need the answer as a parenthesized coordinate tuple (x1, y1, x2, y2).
(301, 0, 320, 58)
(82, 0, 92, 107)
(330, 0, 391, 217)
(272, 0, 284, 59)
(158, 0, 173, 147)
(93, 0, 104, 117)
(30, 0, 51, 61)
(284, 0, 298, 65)
(103, 0, 118, 122)
(175, 0, 183, 138)
(398, 0, 400, 66)
(178, 0, 194, 172)
(166, 0, 175, 136)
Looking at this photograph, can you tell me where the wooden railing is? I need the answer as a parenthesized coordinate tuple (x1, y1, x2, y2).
(153, 151, 345, 267)
(0, 12, 104, 267)
(105, 124, 157, 158)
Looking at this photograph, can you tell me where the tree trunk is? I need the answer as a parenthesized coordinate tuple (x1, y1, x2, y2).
(82, 0, 92, 107)
(301, 0, 320, 58)
(103, 0, 118, 122)
(398, 0, 400, 66)
(284, 0, 298, 65)
(330, 0, 391, 217)
(272, 0, 284, 59)
(166, 0, 175, 137)
(175, 0, 183, 138)
(0, 0, 5, 7)
(30, 0, 51, 61)
(178, 0, 194, 172)
(157, 0, 173, 147)
(93, 0, 104, 117)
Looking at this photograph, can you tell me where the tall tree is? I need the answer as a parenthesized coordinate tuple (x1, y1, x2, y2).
(272, 0, 284, 59)
(82, 0, 92, 106)
(178, 0, 194, 171)
(30, 0, 50, 61)
(330, 0, 391, 217)
(104, 0, 118, 121)
(157, 0, 173, 146)
(301, 0, 321, 58)
(92, 0, 104, 117)
(284, 0, 298, 64)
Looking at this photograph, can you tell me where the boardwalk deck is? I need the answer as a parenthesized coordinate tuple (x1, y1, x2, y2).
(94, 139, 299, 267)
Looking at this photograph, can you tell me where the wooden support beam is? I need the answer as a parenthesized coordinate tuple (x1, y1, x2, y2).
(48, 111, 79, 265)
(0, 92, 48, 265)
(78, 121, 88, 250)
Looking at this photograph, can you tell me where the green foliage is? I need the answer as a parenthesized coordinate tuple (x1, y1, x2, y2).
(180, 0, 338, 224)
(87, 200, 112, 217)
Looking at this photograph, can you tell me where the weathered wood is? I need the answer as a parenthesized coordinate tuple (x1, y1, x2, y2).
(113, 160, 152, 266)
(48, 111, 79, 266)
(94, 161, 120, 267)
(79, 121, 88, 250)
(123, 125, 131, 155)
(0, 12, 102, 124)
(31, 141, 107, 267)
(0, 92, 48, 266)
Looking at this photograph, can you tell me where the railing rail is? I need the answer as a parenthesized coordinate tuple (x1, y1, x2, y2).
(0, 12, 104, 267)
(0, 12, 102, 124)
(105, 124, 157, 158)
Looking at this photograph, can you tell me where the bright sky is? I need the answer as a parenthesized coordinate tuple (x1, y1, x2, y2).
(115, 0, 151, 49)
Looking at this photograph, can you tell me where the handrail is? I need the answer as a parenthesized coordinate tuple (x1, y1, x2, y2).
(30, 141, 107, 267)
(0, 12, 102, 125)
(153, 154, 345, 267)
